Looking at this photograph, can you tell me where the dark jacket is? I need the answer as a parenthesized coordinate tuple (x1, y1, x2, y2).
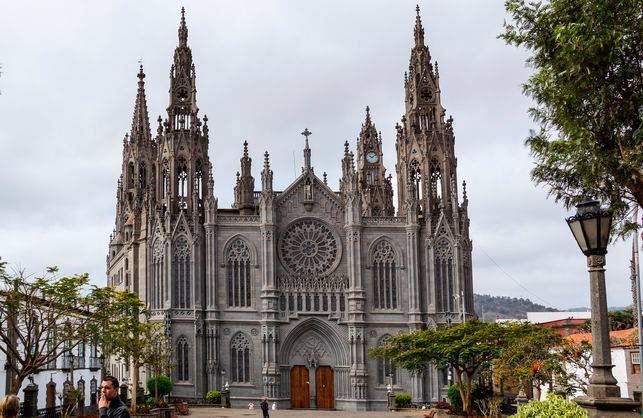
(99, 396, 130, 418)
(260, 400, 269, 412)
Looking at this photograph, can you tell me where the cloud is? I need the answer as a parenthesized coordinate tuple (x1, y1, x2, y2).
(0, 0, 635, 310)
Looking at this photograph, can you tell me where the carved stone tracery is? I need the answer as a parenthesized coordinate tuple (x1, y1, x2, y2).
(278, 219, 340, 276)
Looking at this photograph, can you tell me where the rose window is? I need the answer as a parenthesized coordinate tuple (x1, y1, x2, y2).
(279, 219, 340, 276)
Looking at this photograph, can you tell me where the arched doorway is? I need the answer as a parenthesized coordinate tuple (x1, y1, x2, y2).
(281, 318, 348, 409)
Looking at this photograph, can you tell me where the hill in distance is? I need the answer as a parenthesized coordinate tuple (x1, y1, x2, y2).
(474, 293, 559, 322)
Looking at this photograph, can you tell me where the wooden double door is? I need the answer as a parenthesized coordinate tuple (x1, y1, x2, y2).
(290, 365, 334, 409)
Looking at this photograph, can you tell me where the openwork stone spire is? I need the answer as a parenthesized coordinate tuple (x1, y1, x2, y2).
(414, 5, 425, 48)
(130, 65, 151, 143)
(178, 7, 188, 47)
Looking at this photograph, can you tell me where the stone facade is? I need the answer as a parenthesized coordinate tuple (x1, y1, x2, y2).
(106, 6, 474, 410)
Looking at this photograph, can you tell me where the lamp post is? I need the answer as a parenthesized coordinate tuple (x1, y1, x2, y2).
(566, 200, 637, 413)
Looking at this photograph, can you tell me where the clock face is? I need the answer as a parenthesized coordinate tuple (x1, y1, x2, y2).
(366, 151, 379, 163)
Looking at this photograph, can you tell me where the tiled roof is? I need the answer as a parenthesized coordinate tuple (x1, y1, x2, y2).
(566, 328, 637, 348)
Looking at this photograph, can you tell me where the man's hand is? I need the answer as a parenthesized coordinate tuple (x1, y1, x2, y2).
(99, 392, 109, 409)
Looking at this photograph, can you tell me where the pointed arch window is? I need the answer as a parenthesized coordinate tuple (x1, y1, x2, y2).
(151, 240, 164, 310)
(162, 161, 169, 198)
(372, 240, 398, 309)
(434, 236, 454, 312)
(195, 161, 203, 201)
(172, 237, 191, 309)
(177, 159, 188, 209)
(139, 163, 147, 189)
(128, 162, 135, 188)
(377, 335, 397, 385)
(430, 159, 441, 200)
(177, 336, 189, 381)
(230, 333, 251, 383)
(226, 238, 252, 307)
(409, 160, 422, 201)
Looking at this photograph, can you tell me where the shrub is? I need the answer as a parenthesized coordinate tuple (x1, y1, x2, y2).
(512, 393, 588, 418)
(205, 390, 221, 404)
(447, 384, 462, 409)
(472, 384, 493, 401)
(144, 397, 158, 408)
(146, 375, 173, 397)
(434, 400, 452, 410)
(394, 392, 412, 408)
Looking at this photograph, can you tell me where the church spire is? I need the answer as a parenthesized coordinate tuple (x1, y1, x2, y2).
(167, 7, 198, 130)
(130, 65, 151, 143)
(178, 7, 188, 47)
(414, 5, 425, 48)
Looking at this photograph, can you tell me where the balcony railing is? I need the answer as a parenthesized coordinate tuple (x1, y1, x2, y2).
(89, 357, 102, 370)
(60, 355, 85, 370)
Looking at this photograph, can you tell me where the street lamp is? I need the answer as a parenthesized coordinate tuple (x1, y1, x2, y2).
(567, 200, 637, 411)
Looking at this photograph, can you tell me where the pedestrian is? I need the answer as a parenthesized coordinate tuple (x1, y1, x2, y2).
(99, 376, 130, 418)
(260, 397, 269, 418)
(0, 395, 19, 418)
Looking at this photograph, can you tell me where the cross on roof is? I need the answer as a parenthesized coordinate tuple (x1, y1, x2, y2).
(301, 128, 312, 141)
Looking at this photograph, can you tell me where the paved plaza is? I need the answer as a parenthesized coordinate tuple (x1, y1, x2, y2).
(188, 407, 428, 418)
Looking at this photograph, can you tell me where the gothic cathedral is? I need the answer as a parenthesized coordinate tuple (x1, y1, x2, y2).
(107, 7, 474, 410)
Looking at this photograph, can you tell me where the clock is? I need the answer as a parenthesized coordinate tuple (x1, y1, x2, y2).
(366, 151, 379, 163)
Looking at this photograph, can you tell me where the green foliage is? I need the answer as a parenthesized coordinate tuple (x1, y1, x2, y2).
(578, 309, 634, 333)
(0, 258, 103, 395)
(512, 393, 588, 417)
(371, 319, 510, 414)
(205, 390, 221, 404)
(500, 0, 643, 235)
(146, 375, 173, 397)
(493, 324, 565, 392)
(394, 393, 412, 408)
(447, 384, 462, 409)
(95, 290, 171, 413)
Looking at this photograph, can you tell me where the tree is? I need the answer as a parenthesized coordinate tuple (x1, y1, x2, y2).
(142, 327, 174, 399)
(0, 259, 101, 394)
(500, 0, 643, 234)
(370, 319, 509, 415)
(559, 340, 592, 396)
(493, 323, 565, 400)
(578, 309, 635, 332)
(98, 290, 165, 413)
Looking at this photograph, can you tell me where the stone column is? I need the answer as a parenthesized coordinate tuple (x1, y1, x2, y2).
(575, 254, 638, 414)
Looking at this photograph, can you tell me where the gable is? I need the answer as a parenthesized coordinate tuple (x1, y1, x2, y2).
(275, 173, 343, 224)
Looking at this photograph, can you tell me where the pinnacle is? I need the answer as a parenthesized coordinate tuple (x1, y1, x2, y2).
(414, 4, 425, 48)
(263, 151, 270, 169)
(131, 64, 151, 142)
(178, 7, 188, 47)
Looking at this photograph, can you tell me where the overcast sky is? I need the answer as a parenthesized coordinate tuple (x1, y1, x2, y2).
(0, 0, 635, 310)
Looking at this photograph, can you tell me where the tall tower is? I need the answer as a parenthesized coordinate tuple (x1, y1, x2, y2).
(355, 106, 394, 216)
(156, 7, 210, 218)
(107, 64, 154, 292)
(395, 6, 473, 315)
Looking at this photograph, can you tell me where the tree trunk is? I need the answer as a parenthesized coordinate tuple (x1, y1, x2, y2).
(455, 371, 474, 415)
(132, 361, 140, 413)
(10, 373, 24, 396)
